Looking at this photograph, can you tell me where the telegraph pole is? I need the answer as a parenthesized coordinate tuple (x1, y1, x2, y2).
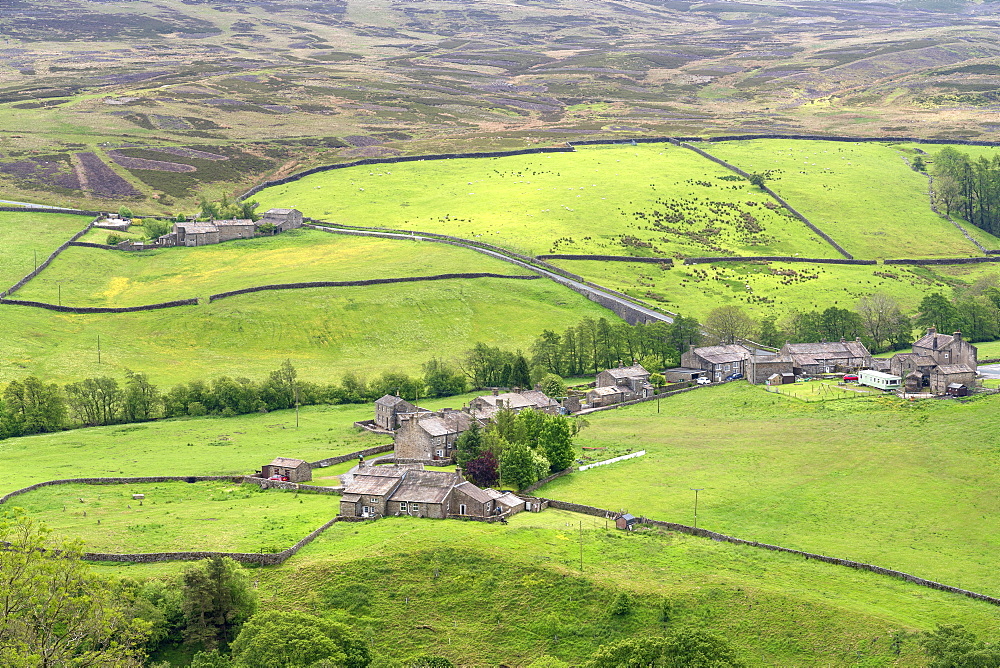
(97, 334, 101, 364)
(691, 488, 704, 529)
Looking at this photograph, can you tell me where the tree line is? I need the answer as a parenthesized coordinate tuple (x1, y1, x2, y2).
(931, 147, 1000, 236)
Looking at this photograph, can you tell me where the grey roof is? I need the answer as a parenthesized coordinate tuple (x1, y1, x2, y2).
(519, 389, 559, 408)
(388, 470, 455, 504)
(476, 392, 535, 410)
(495, 491, 524, 508)
(914, 330, 956, 350)
(357, 464, 419, 478)
(589, 386, 624, 396)
(376, 394, 407, 407)
(264, 208, 297, 215)
(935, 364, 975, 375)
(603, 364, 650, 379)
(341, 493, 361, 502)
(418, 412, 471, 437)
(213, 218, 253, 226)
(783, 341, 870, 361)
(269, 457, 307, 468)
(948, 382, 968, 389)
(620, 513, 637, 522)
(176, 222, 218, 234)
(342, 474, 403, 496)
(454, 481, 493, 504)
(692, 345, 752, 365)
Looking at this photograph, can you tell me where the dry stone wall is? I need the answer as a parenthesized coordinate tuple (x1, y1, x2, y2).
(0, 297, 198, 313)
(310, 444, 394, 469)
(2, 220, 95, 297)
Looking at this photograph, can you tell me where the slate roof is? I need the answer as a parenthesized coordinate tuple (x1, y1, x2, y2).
(388, 470, 455, 504)
(589, 386, 624, 396)
(519, 389, 559, 408)
(269, 457, 307, 468)
(948, 382, 968, 389)
(603, 364, 650, 379)
(893, 353, 937, 366)
(264, 208, 296, 216)
(914, 330, 956, 350)
(783, 340, 870, 359)
(376, 394, 407, 407)
(476, 392, 535, 410)
(691, 345, 752, 365)
(417, 411, 472, 437)
(175, 222, 218, 234)
(934, 364, 975, 375)
(342, 474, 403, 496)
(454, 481, 493, 504)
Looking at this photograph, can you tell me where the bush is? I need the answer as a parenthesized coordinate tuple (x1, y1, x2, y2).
(609, 591, 632, 617)
(106, 233, 124, 245)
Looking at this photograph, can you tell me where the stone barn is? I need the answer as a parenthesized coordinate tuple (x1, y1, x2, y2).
(931, 364, 976, 395)
(262, 457, 311, 482)
(259, 208, 304, 233)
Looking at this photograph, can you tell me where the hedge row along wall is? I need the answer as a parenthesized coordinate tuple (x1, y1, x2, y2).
(239, 146, 576, 200)
(683, 256, 877, 266)
(2, 220, 95, 298)
(539, 499, 1000, 606)
(207, 273, 541, 302)
(0, 297, 199, 313)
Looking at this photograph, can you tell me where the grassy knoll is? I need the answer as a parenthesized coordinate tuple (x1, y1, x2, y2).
(540, 383, 1000, 597)
(546, 257, 996, 320)
(0, 210, 92, 288)
(96, 511, 996, 666)
(0, 274, 610, 386)
(15, 228, 532, 307)
(0, 404, 385, 496)
(255, 144, 838, 259)
(704, 140, 1000, 259)
(11, 480, 336, 554)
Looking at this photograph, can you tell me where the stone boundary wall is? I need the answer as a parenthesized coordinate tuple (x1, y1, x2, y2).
(304, 223, 676, 324)
(241, 477, 340, 494)
(1, 220, 95, 298)
(683, 256, 876, 266)
(677, 142, 854, 259)
(69, 241, 117, 250)
(0, 297, 199, 313)
(537, 254, 674, 265)
(576, 384, 700, 414)
(519, 468, 574, 494)
(0, 475, 238, 506)
(700, 134, 1000, 147)
(309, 444, 394, 469)
(538, 499, 1000, 607)
(239, 146, 576, 200)
(207, 273, 540, 302)
(922, 170, 990, 255)
(0, 206, 102, 215)
(885, 257, 1000, 266)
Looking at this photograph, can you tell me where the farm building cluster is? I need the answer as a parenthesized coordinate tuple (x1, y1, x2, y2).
(667, 327, 978, 396)
(117, 208, 303, 250)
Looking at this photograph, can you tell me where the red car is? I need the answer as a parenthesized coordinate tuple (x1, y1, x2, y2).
(843, 374, 859, 382)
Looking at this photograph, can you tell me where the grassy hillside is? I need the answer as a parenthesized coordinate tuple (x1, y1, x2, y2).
(0, 273, 612, 386)
(0, 210, 92, 288)
(540, 383, 1000, 596)
(255, 144, 839, 259)
(14, 228, 533, 307)
(703, 140, 1000, 259)
(548, 257, 1000, 320)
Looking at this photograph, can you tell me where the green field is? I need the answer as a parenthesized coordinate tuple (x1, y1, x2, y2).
(547, 257, 996, 321)
(0, 210, 93, 288)
(255, 144, 840, 259)
(0, 273, 612, 386)
(540, 383, 1000, 597)
(10, 480, 337, 553)
(703, 140, 1000, 259)
(14, 228, 533, 307)
(0, 403, 386, 495)
(765, 379, 883, 401)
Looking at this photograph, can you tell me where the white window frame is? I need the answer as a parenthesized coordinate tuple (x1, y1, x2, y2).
(399, 502, 408, 512)
(411, 503, 419, 511)
(435, 449, 444, 458)
(459, 504, 467, 515)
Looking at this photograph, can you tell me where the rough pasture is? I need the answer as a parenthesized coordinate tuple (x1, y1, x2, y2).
(255, 144, 838, 259)
(703, 139, 1000, 259)
(547, 256, 1000, 320)
(75, 152, 142, 198)
(0, 210, 93, 288)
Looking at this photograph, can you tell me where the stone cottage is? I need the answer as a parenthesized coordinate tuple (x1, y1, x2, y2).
(374, 394, 422, 431)
(779, 339, 873, 376)
(338, 463, 516, 520)
(261, 457, 311, 483)
(259, 208, 304, 232)
(931, 364, 977, 395)
(682, 345, 754, 383)
(891, 329, 977, 395)
(394, 409, 478, 462)
(596, 363, 654, 398)
(467, 389, 559, 420)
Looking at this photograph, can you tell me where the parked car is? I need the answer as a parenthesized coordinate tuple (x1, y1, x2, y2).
(842, 374, 859, 382)
(725, 373, 743, 381)
(696, 376, 712, 385)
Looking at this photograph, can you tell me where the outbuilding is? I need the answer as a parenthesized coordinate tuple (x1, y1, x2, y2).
(262, 457, 312, 483)
(946, 383, 969, 397)
(616, 513, 639, 531)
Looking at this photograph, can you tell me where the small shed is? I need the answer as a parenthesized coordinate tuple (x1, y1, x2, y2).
(767, 372, 794, 386)
(946, 383, 969, 397)
(903, 371, 923, 393)
(616, 513, 639, 531)
(663, 367, 706, 383)
(262, 457, 312, 482)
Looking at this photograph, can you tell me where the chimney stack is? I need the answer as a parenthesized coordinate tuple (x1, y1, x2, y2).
(927, 326, 936, 336)
(954, 331, 962, 341)
(492, 388, 499, 397)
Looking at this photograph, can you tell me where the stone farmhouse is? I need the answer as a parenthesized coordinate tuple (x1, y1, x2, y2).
(890, 328, 977, 393)
(374, 394, 423, 431)
(585, 363, 654, 407)
(467, 389, 560, 420)
(779, 339, 874, 376)
(339, 462, 523, 520)
(394, 409, 479, 463)
(681, 345, 752, 383)
(119, 208, 303, 250)
(258, 207, 304, 232)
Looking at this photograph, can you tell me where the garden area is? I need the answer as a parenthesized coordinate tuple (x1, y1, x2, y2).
(765, 378, 883, 402)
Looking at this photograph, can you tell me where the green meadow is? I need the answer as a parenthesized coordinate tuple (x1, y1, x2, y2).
(541, 383, 1000, 596)
(254, 143, 838, 259)
(703, 140, 1000, 259)
(14, 228, 533, 307)
(547, 257, 997, 320)
(11, 480, 336, 554)
(0, 210, 93, 288)
(0, 274, 611, 386)
(0, 403, 385, 495)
